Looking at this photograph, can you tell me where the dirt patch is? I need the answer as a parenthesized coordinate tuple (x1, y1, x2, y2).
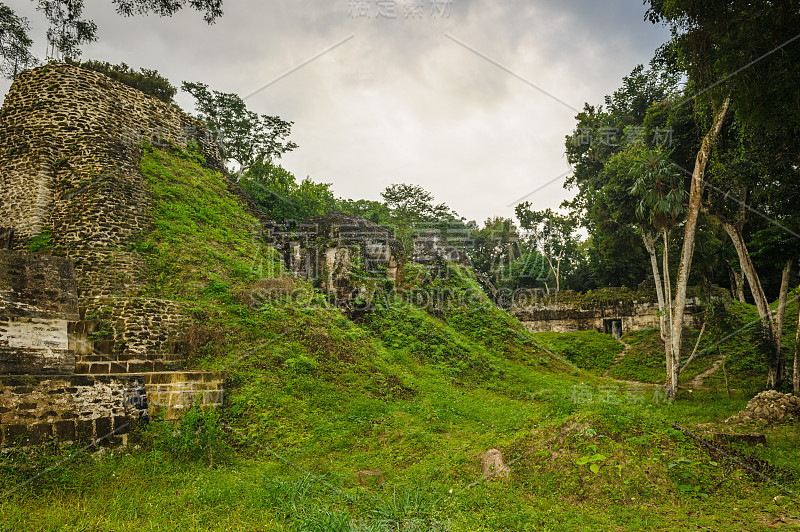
(691, 356, 724, 389)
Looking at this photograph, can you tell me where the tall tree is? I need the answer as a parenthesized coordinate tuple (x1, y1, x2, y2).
(705, 122, 800, 387)
(380, 184, 460, 254)
(563, 64, 680, 289)
(666, 96, 729, 398)
(629, 143, 687, 396)
(36, 0, 96, 60)
(0, 0, 223, 71)
(0, 4, 37, 79)
(514, 206, 578, 294)
(182, 82, 298, 178)
(468, 217, 524, 288)
(641, 0, 800, 395)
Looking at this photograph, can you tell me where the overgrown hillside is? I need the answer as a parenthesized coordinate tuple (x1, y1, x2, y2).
(2, 145, 798, 531)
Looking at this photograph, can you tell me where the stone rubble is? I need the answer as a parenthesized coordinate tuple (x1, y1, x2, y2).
(726, 390, 800, 425)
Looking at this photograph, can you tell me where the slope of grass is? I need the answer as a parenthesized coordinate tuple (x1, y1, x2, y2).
(531, 330, 624, 372)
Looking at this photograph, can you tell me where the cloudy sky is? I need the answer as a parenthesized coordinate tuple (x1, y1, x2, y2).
(1, 0, 671, 224)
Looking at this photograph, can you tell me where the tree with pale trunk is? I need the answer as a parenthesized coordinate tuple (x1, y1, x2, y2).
(629, 143, 687, 395)
(645, 0, 800, 396)
(514, 206, 578, 294)
(0, 0, 222, 71)
(0, 5, 37, 79)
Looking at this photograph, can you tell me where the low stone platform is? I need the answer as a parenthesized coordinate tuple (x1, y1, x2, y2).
(0, 371, 225, 446)
(143, 371, 225, 420)
(0, 374, 147, 447)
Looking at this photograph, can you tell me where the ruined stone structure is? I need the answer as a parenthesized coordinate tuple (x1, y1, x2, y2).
(412, 230, 468, 265)
(0, 64, 225, 447)
(270, 213, 405, 308)
(510, 289, 701, 338)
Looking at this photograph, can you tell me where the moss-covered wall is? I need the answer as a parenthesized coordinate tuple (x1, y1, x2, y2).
(0, 63, 222, 249)
(0, 65, 227, 444)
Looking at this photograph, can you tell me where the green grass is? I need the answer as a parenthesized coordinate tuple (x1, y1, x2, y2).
(531, 330, 624, 372)
(2, 144, 799, 531)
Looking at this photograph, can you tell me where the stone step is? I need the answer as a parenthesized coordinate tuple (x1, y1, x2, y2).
(142, 371, 225, 420)
(74, 353, 186, 375)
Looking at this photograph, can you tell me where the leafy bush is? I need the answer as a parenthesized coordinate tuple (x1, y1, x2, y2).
(66, 59, 176, 103)
(27, 229, 51, 251)
(143, 402, 228, 465)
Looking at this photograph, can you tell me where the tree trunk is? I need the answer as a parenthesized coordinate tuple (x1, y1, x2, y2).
(722, 221, 782, 388)
(727, 261, 746, 302)
(662, 228, 673, 338)
(795, 302, 800, 395)
(775, 259, 792, 384)
(555, 256, 561, 293)
(662, 228, 675, 393)
(668, 97, 730, 399)
(680, 321, 707, 375)
(643, 232, 667, 343)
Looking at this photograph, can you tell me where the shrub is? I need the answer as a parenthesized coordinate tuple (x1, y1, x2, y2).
(143, 401, 228, 465)
(66, 59, 176, 103)
(27, 229, 51, 252)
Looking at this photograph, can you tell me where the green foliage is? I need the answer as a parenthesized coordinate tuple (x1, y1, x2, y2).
(515, 205, 580, 292)
(38, 1, 97, 60)
(27, 229, 52, 252)
(3, 1, 222, 68)
(143, 403, 228, 465)
(532, 331, 623, 372)
(240, 159, 337, 222)
(562, 63, 684, 289)
(6, 132, 798, 530)
(182, 82, 298, 177)
(66, 59, 176, 102)
(137, 142, 272, 298)
(380, 183, 463, 254)
(0, 5, 37, 79)
(337, 198, 392, 226)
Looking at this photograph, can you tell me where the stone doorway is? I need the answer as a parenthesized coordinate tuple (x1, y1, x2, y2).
(603, 318, 623, 339)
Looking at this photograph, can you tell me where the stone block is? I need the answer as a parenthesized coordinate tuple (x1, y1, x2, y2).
(54, 420, 76, 441)
(30, 423, 53, 444)
(113, 416, 130, 434)
(89, 363, 110, 375)
(75, 419, 93, 442)
(95, 417, 112, 439)
(4, 424, 31, 446)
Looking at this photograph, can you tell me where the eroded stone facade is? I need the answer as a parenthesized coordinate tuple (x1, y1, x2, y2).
(0, 63, 223, 247)
(510, 292, 701, 336)
(0, 65, 227, 444)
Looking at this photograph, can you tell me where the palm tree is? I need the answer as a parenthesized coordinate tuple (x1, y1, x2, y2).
(630, 144, 687, 398)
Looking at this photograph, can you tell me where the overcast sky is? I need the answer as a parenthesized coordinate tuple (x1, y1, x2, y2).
(1, 0, 671, 225)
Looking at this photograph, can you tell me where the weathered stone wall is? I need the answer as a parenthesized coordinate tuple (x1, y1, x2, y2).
(143, 372, 224, 420)
(71, 297, 191, 374)
(64, 250, 145, 299)
(0, 65, 229, 446)
(0, 250, 79, 374)
(0, 374, 147, 446)
(510, 298, 701, 334)
(0, 63, 223, 249)
(275, 213, 404, 308)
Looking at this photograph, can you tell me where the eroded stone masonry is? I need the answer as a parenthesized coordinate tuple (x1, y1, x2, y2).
(0, 64, 225, 447)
